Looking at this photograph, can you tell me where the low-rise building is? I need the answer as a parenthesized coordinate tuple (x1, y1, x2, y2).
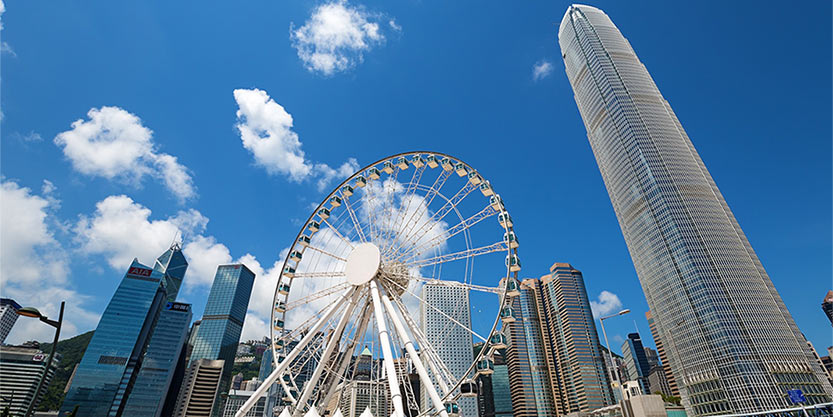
(0, 345, 62, 416)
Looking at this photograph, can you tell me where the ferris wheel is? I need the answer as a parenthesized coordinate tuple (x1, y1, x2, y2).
(236, 152, 523, 417)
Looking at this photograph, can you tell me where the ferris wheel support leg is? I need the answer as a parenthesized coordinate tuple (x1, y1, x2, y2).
(295, 290, 362, 415)
(369, 280, 406, 417)
(235, 288, 356, 417)
(381, 293, 450, 417)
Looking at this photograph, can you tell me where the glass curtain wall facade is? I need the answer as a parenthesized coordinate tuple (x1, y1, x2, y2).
(61, 260, 168, 417)
(646, 310, 679, 396)
(558, 5, 833, 415)
(621, 333, 651, 394)
(504, 279, 557, 417)
(540, 263, 613, 412)
(189, 264, 256, 416)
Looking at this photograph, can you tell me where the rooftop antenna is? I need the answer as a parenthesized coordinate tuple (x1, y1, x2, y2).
(169, 229, 181, 250)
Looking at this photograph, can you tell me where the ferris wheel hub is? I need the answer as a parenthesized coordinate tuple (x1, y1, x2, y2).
(345, 242, 382, 286)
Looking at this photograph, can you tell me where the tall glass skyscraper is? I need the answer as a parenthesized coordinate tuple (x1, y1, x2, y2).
(559, 5, 833, 415)
(621, 333, 651, 394)
(421, 284, 476, 417)
(154, 242, 189, 302)
(189, 263, 256, 416)
(61, 260, 168, 417)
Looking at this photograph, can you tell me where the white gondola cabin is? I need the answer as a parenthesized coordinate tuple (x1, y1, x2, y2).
(275, 301, 286, 313)
(503, 231, 519, 248)
(501, 307, 516, 324)
(460, 379, 478, 397)
(468, 171, 483, 185)
(396, 157, 410, 169)
(445, 402, 459, 416)
(329, 196, 342, 207)
(282, 266, 295, 278)
(480, 181, 494, 196)
(382, 161, 395, 174)
(498, 212, 513, 228)
(490, 195, 504, 211)
(318, 208, 330, 220)
(278, 283, 291, 295)
(273, 318, 285, 330)
(506, 254, 521, 272)
(441, 158, 454, 171)
(454, 162, 468, 177)
(367, 168, 381, 180)
(411, 155, 424, 168)
(505, 277, 521, 297)
(354, 176, 367, 188)
(476, 358, 494, 375)
(289, 251, 303, 262)
(426, 155, 439, 168)
(297, 235, 311, 247)
(341, 185, 354, 197)
(307, 221, 320, 233)
(490, 332, 507, 349)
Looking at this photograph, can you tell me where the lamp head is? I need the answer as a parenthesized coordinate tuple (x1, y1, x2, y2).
(618, 309, 631, 316)
(16, 307, 42, 319)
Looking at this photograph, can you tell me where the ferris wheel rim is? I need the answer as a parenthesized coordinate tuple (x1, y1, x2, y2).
(268, 151, 521, 416)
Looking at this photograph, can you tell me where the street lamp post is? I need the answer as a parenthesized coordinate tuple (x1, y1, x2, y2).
(17, 301, 64, 417)
(600, 309, 630, 417)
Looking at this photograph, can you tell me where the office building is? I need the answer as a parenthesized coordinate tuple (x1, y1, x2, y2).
(645, 311, 678, 396)
(490, 351, 512, 417)
(339, 380, 389, 417)
(504, 279, 558, 417)
(121, 302, 192, 417)
(648, 366, 673, 397)
(824, 291, 833, 325)
(174, 359, 226, 417)
(540, 263, 613, 412)
(189, 264, 256, 416)
(154, 242, 189, 302)
(622, 333, 652, 395)
(644, 348, 659, 371)
(221, 390, 268, 417)
(559, 5, 833, 415)
(60, 259, 168, 416)
(421, 284, 476, 416)
(0, 345, 61, 415)
(0, 298, 21, 344)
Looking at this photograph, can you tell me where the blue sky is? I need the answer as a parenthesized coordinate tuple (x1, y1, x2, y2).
(1, 0, 830, 355)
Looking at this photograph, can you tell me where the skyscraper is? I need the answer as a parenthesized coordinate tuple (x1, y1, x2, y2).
(540, 263, 613, 412)
(61, 259, 168, 416)
(174, 359, 226, 417)
(188, 263, 256, 416)
(154, 242, 189, 302)
(504, 279, 558, 417)
(0, 298, 21, 344)
(646, 311, 678, 396)
(559, 5, 833, 415)
(823, 291, 833, 325)
(421, 284, 476, 417)
(621, 333, 651, 394)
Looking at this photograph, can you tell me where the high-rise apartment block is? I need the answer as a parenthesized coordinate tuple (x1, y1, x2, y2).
(174, 358, 226, 417)
(621, 333, 652, 395)
(0, 298, 21, 344)
(421, 284, 476, 417)
(187, 263, 256, 416)
(559, 5, 833, 415)
(0, 344, 62, 415)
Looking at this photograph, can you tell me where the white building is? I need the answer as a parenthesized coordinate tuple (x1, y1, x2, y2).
(421, 284, 476, 416)
(0, 298, 21, 344)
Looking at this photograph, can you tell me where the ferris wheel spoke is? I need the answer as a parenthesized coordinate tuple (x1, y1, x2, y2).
(320, 218, 356, 250)
(285, 282, 351, 311)
(303, 245, 348, 263)
(378, 166, 401, 250)
(403, 241, 509, 270)
(388, 181, 477, 261)
(392, 203, 498, 263)
(291, 271, 346, 279)
(320, 302, 372, 409)
(385, 169, 452, 257)
(384, 164, 427, 253)
(342, 196, 367, 243)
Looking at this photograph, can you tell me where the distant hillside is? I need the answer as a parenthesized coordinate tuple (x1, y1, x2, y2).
(37, 330, 94, 411)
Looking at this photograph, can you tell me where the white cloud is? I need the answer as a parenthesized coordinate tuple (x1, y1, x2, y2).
(0, 180, 100, 344)
(532, 60, 553, 81)
(54, 106, 196, 202)
(233, 88, 359, 190)
(74, 195, 208, 270)
(590, 290, 623, 318)
(290, 0, 390, 75)
(182, 235, 233, 290)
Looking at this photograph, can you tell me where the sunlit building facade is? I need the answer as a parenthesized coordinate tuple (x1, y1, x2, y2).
(0, 298, 21, 344)
(559, 5, 833, 415)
